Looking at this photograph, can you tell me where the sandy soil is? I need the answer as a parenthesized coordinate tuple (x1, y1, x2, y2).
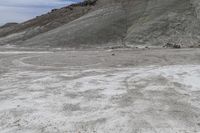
(0, 48, 200, 133)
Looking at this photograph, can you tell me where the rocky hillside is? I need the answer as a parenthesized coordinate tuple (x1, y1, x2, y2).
(0, 0, 200, 48)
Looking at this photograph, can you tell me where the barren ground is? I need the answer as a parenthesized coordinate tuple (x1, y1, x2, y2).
(0, 47, 200, 133)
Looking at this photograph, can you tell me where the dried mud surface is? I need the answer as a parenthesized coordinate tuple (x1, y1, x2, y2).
(0, 48, 200, 133)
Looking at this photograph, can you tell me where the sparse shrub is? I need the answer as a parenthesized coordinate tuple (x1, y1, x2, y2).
(172, 44, 181, 49)
(163, 43, 181, 49)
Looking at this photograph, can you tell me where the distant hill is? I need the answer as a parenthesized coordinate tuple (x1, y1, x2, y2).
(0, 23, 18, 29)
(0, 0, 200, 48)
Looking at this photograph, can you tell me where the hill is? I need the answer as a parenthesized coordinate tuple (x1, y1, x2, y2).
(0, 0, 200, 48)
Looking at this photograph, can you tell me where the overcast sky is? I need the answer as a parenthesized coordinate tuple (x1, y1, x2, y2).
(0, 0, 81, 25)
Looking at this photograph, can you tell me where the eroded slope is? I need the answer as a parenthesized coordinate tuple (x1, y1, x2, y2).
(1, 0, 200, 48)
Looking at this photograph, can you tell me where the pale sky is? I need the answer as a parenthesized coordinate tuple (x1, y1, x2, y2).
(0, 0, 81, 25)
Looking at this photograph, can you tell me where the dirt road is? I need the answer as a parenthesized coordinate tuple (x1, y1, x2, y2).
(0, 48, 200, 133)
